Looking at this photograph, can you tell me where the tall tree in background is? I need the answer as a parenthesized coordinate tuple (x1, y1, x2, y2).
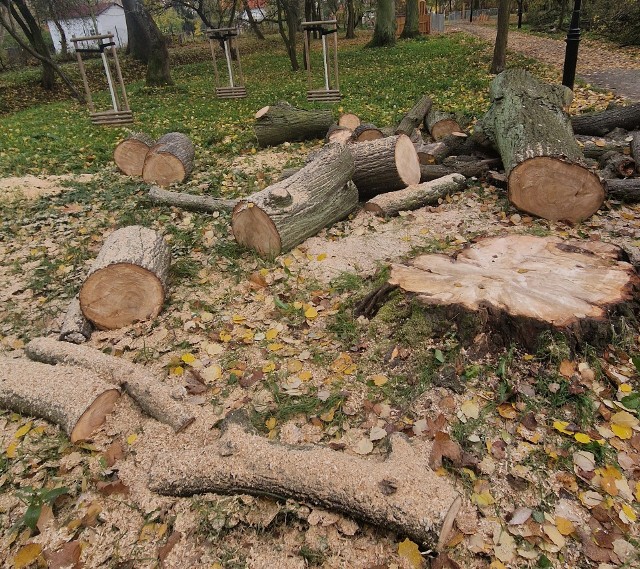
(368, 0, 395, 47)
(490, 0, 510, 73)
(242, 0, 264, 39)
(400, 0, 419, 39)
(122, 0, 173, 86)
(276, 0, 299, 71)
(346, 0, 356, 38)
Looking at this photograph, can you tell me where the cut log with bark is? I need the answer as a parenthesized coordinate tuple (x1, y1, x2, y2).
(571, 102, 640, 136)
(364, 173, 467, 217)
(148, 186, 238, 213)
(351, 123, 385, 142)
(325, 124, 353, 145)
(604, 178, 640, 202)
(0, 357, 120, 443)
(25, 337, 195, 433)
(253, 103, 334, 148)
(395, 95, 433, 137)
(480, 69, 604, 223)
(426, 109, 462, 141)
(79, 226, 170, 330)
(632, 132, 640, 173)
(598, 151, 636, 179)
(114, 133, 155, 177)
(420, 158, 500, 182)
(338, 113, 361, 130)
(575, 135, 631, 160)
(142, 132, 195, 187)
(385, 235, 639, 350)
(148, 410, 461, 547)
(350, 134, 421, 200)
(59, 296, 93, 344)
(232, 144, 356, 258)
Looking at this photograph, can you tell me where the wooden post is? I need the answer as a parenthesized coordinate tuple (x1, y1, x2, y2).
(301, 20, 341, 102)
(206, 28, 247, 99)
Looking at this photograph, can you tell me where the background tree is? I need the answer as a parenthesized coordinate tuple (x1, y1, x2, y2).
(367, 0, 395, 47)
(276, 0, 299, 71)
(400, 0, 419, 39)
(490, 0, 510, 73)
(345, 0, 356, 38)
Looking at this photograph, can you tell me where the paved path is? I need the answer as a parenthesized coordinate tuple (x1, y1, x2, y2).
(449, 21, 640, 101)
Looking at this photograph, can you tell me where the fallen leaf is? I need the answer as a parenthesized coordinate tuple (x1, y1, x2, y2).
(354, 438, 374, 455)
(36, 504, 54, 533)
(555, 517, 575, 536)
(431, 552, 461, 569)
(369, 426, 387, 441)
(611, 423, 633, 439)
(429, 432, 462, 469)
(304, 306, 318, 319)
(508, 507, 532, 525)
(44, 541, 81, 569)
(559, 360, 575, 378)
(611, 411, 638, 428)
(158, 531, 182, 563)
(102, 440, 124, 468)
(14, 543, 43, 569)
(497, 403, 517, 419)
(372, 374, 388, 386)
(14, 422, 33, 439)
(461, 399, 480, 419)
(96, 479, 129, 495)
(398, 538, 424, 568)
(543, 524, 566, 548)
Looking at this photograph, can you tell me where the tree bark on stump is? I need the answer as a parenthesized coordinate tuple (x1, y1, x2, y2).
(351, 124, 385, 142)
(25, 338, 195, 433)
(395, 95, 433, 137)
(142, 133, 195, 187)
(253, 103, 334, 148)
(114, 133, 155, 177)
(0, 357, 120, 443)
(426, 109, 462, 141)
(604, 179, 640, 203)
(350, 134, 421, 200)
(571, 103, 640, 136)
(148, 411, 461, 547)
(79, 226, 170, 330)
(149, 186, 238, 213)
(364, 173, 467, 217)
(480, 69, 604, 223)
(232, 144, 356, 258)
(387, 235, 639, 351)
(59, 297, 93, 344)
(338, 113, 361, 130)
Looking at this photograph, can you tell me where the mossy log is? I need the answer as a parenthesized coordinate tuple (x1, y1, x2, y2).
(426, 109, 462, 141)
(253, 103, 334, 148)
(148, 411, 461, 547)
(395, 95, 433, 137)
(604, 178, 640, 203)
(480, 69, 604, 223)
(232, 144, 356, 258)
(0, 357, 120, 443)
(142, 132, 195, 186)
(571, 102, 640, 136)
(79, 226, 170, 330)
(148, 186, 238, 213)
(114, 132, 155, 177)
(59, 296, 93, 344)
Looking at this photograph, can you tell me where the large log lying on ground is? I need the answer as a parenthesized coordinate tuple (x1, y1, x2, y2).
(253, 102, 334, 148)
(350, 134, 421, 199)
(26, 337, 195, 433)
(0, 357, 120, 443)
(232, 144, 356, 258)
(604, 178, 640, 203)
(325, 124, 353, 145)
(59, 296, 93, 344)
(114, 133, 155, 177)
(148, 410, 461, 547)
(420, 158, 500, 182)
(381, 235, 639, 351)
(571, 102, 640, 136)
(142, 133, 195, 187)
(426, 109, 462, 141)
(395, 95, 433, 137)
(148, 186, 238, 213)
(364, 173, 467, 217)
(480, 69, 604, 222)
(575, 135, 631, 160)
(79, 226, 170, 330)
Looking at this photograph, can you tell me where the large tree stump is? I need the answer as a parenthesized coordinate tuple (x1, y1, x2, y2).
(253, 102, 334, 148)
(148, 411, 461, 547)
(142, 132, 195, 186)
(480, 69, 604, 223)
(26, 338, 195, 433)
(395, 95, 433, 137)
(426, 109, 462, 141)
(350, 134, 421, 200)
(79, 226, 170, 330)
(232, 144, 356, 258)
(148, 186, 238, 213)
(386, 235, 638, 350)
(571, 102, 640, 136)
(0, 357, 120, 443)
(59, 297, 93, 344)
(114, 133, 155, 177)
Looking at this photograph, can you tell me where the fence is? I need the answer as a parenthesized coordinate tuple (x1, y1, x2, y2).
(447, 8, 498, 21)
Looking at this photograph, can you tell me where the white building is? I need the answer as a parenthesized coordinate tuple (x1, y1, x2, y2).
(47, 2, 128, 53)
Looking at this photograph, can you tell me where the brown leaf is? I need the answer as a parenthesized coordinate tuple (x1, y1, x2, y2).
(158, 531, 182, 564)
(491, 440, 507, 460)
(36, 504, 54, 533)
(249, 271, 268, 288)
(430, 552, 461, 569)
(239, 369, 263, 389)
(429, 432, 462, 470)
(520, 412, 538, 431)
(96, 479, 129, 496)
(583, 538, 613, 563)
(44, 541, 82, 569)
(81, 502, 102, 527)
(102, 440, 124, 468)
(559, 359, 576, 378)
(185, 370, 208, 395)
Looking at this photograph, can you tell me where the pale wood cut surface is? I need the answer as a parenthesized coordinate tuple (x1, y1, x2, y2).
(143, 132, 195, 186)
(338, 113, 361, 130)
(59, 296, 93, 344)
(351, 124, 385, 142)
(426, 109, 461, 141)
(113, 133, 155, 177)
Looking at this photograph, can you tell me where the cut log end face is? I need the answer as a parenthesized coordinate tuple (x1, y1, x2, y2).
(395, 134, 422, 187)
(232, 202, 282, 258)
(509, 157, 605, 222)
(80, 263, 165, 330)
(114, 139, 152, 177)
(143, 152, 187, 186)
(71, 389, 120, 443)
(431, 119, 461, 141)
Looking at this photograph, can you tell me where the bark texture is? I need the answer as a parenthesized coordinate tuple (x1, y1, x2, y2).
(632, 132, 640, 173)
(571, 103, 640, 137)
(59, 297, 93, 344)
(605, 179, 640, 203)
(149, 186, 237, 213)
(490, 0, 510, 74)
(420, 158, 500, 181)
(254, 103, 334, 148)
(400, 0, 420, 39)
(351, 124, 385, 142)
(395, 95, 433, 137)
(114, 133, 155, 177)
(367, 0, 396, 47)
(143, 133, 195, 187)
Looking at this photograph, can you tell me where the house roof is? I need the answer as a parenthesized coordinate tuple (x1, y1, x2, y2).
(55, 1, 122, 20)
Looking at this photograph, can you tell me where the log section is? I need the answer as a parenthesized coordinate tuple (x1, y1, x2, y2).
(338, 113, 361, 130)
(599, 151, 636, 179)
(350, 134, 421, 200)
(325, 124, 353, 145)
(605, 178, 640, 203)
(79, 226, 170, 330)
(420, 158, 499, 182)
(59, 297, 93, 344)
(114, 133, 155, 177)
(632, 132, 640, 173)
(351, 123, 385, 142)
(576, 135, 631, 160)
(254, 103, 334, 148)
(395, 95, 433, 137)
(232, 144, 356, 258)
(0, 357, 120, 443)
(148, 411, 461, 547)
(426, 109, 462, 141)
(571, 102, 640, 136)
(142, 133, 195, 187)
(149, 186, 238, 213)
(480, 69, 604, 222)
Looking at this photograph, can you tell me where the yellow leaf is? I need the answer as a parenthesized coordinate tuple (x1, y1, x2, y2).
(555, 517, 575, 536)
(126, 434, 138, 445)
(262, 362, 276, 373)
(497, 403, 517, 419)
(611, 423, 633, 440)
(574, 433, 592, 444)
(298, 371, 313, 381)
(14, 543, 43, 569)
(304, 306, 318, 319)
(634, 481, 640, 502)
(202, 365, 222, 383)
(317, 253, 327, 261)
(372, 374, 388, 386)
(265, 328, 279, 341)
(611, 411, 639, 428)
(170, 365, 184, 376)
(6, 442, 17, 458)
(619, 383, 632, 393)
(283, 257, 293, 267)
(14, 422, 33, 439)
(181, 353, 196, 364)
(342, 364, 357, 375)
(319, 407, 336, 422)
(490, 562, 506, 569)
(523, 354, 534, 361)
(621, 503, 637, 522)
(287, 360, 303, 373)
(265, 417, 277, 430)
(398, 538, 423, 569)
(267, 343, 284, 352)
(293, 301, 303, 310)
(219, 331, 232, 343)
(232, 314, 245, 323)
(553, 420, 573, 435)
(472, 491, 495, 507)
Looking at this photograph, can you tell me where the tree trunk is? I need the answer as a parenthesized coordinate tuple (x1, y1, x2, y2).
(243, 0, 264, 39)
(79, 226, 170, 330)
(59, 297, 93, 344)
(395, 95, 433, 137)
(276, 0, 299, 71)
(149, 186, 238, 213)
(367, 0, 396, 47)
(480, 69, 604, 222)
(571, 103, 640, 136)
(400, 0, 420, 38)
(142, 132, 195, 186)
(426, 109, 462, 140)
(0, 357, 120, 443)
(346, 0, 356, 38)
(232, 144, 356, 258)
(490, 0, 510, 74)
(604, 178, 640, 203)
(114, 133, 155, 177)
(253, 102, 334, 147)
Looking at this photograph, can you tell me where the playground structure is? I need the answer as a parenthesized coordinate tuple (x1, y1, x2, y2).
(71, 33, 133, 126)
(302, 20, 341, 103)
(207, 27, 247, 99)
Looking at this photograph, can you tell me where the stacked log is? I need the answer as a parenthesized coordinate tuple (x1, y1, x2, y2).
(632, 132, 640, 172)
(254, 102, 334, 148)
(143, 133, 195, 186)
(395, 95, 433, 137)
(59, 296, 93, 344)
(351, 124, 385, 142)
(426, 109, 462, 140)
(338, 113, 361, 130)
(571, 102, 640, 136)
(148, 186, 238, 213)
(114, 133, 155, 177)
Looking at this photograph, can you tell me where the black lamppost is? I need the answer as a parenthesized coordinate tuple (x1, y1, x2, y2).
(517, 0, 524, 28)
(562, 0, 583, 90)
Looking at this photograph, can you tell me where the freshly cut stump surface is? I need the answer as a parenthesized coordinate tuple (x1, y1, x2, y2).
(113, 133, 155, 177)
(389, 235, 638, 349)
(79, 226, 170, 330)
(142, 132, 195, 186)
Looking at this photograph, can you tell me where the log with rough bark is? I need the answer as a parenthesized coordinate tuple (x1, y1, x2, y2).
(253, 102, 334, 148)
(426, 109, 462, 141)
(480, 69, 604, 223)
(395, 95, 433, 137)
(350, 134, 421, 199)
(0, 357, 120, 443)
(385, 235, 639, 350)
(79, 226, 170, 330)
(232, 144, 356, 258)
(575, 135, 631, 160)
(351, 123, 385, 142)
(599, 151, 636, 179)
(571, 102, 640, 136)
(632, 132, 640, 173)
(149, 185, 238, 213)
(59, 297, 93, 344)
(604, 178, 640, 202)
(148, 410, 461, 547)
(25, 337, 195, 433)
(420, 158, 500, 182)
(338, 113, 361, 130)
(364, 173, 467, 217)
(325, 124, 353, 145)
(114, 133, 155, 177)
(142, 132, 195, 187)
